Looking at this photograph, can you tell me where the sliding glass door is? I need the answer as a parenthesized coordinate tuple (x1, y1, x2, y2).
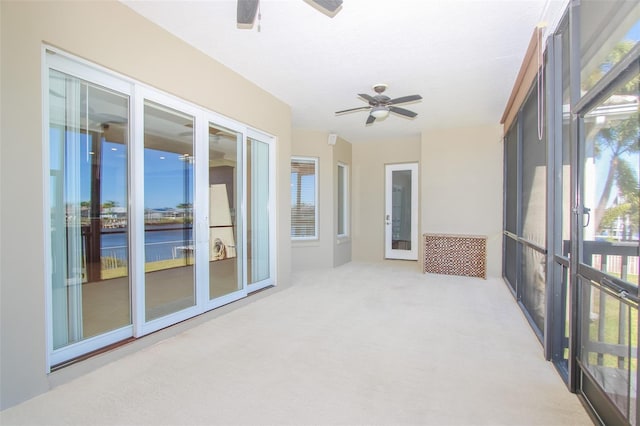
(48, 66, 133, 364)
(576, 69, 639, 426)
(207, 123, 243, 303)
(247, 135, 275, 291)
(46, 50, 276, 366)
(143, 101, 196, 322)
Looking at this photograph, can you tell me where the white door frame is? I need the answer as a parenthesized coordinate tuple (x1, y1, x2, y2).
(385, 163, 418, 260)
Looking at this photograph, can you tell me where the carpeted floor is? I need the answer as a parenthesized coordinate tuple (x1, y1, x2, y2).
(1, 261, 591, 425)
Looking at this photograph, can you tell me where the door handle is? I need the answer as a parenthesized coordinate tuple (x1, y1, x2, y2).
(573, 205, 591, 228)
(385, 214, 390, 225)
(583, 207, 591, 228)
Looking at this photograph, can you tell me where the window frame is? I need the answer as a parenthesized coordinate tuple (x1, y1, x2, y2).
(337, 162, 349, 239)
(290, 156, 319, 241)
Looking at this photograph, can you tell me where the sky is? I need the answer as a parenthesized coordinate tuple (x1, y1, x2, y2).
(72, 135, 192, 210)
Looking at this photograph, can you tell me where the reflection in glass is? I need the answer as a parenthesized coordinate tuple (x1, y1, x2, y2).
(580, 1, 639, 93)
(561, 22, 572, 252)
(209, 124, 242, 299)
(247, 138, 270, 284)
(49, 70, 130, 348)
(582, 72, 639, 285)
(392, 170, 412, 251)
(557, 24, 572, 370)
(143, 101, 195, 321)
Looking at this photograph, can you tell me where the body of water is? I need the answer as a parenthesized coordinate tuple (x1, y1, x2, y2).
(101, 227, 193, 263)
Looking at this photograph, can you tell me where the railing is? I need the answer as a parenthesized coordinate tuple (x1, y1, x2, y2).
(82, 226, 195, 281)
(583, 240, 640, 283)
(563, 240, 639, 283)
(579, 279, 638, 425)
(575, 240, 639, 425)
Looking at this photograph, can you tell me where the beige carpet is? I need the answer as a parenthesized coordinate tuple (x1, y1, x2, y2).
(1, 261, 591, 425)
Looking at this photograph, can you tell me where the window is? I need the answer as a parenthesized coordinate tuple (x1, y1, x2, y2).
(337, 163, 348, 237)
(291, 157, 318, 240)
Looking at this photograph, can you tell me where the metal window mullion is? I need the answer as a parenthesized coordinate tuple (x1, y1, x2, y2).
(516, 107, 523, 301)
(502, 132, 508, 281)
(567, 0, 582, 393)
(574, 43, 640, 116)
(545, 36, 560, 363)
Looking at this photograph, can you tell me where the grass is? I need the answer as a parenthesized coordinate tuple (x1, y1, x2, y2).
(587, 288, 638, 372)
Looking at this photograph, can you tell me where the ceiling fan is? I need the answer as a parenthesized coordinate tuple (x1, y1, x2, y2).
(237, 0, 343, 27)
(335, 84, 422, 125)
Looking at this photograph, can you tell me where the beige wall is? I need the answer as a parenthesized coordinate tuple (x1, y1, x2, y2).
(290, 130, 353, 270)
(0, 0, 291, 409)
(352, 137, 421, 262)
(421, 125, 504, 278)
(291, 129, 334, 270)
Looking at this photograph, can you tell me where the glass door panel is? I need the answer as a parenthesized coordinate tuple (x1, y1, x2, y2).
(581, 75, 639, 284)
(143, 101, 195, 321)
(556, 23, 572, 371)
(247, 137, 270, 286)
(208, 123, 242, 299)
(49, 69, 131, 350)
(385, 163, 418, 260)
(578, 69, 639, 425)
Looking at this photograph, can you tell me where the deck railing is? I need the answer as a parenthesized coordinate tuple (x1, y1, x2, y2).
(575, 240, 638, 425)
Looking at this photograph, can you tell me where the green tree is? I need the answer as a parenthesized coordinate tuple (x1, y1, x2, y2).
(102, 200, 117, 210)
(593, 112, 639, 234)
(599, 190, 639, 239)
(583, 41, 638, 94)
(586, 40, 639, 235)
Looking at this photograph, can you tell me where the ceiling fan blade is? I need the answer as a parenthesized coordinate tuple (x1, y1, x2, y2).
(358, 93, 377, 104)
(310, 0, 343, 12)
(366, 115, 376, 125)
(389, 106, 418, 118)
(388, 95, 422, 105)
(335, 106, 371, 115)
(237, 0, 259, 25)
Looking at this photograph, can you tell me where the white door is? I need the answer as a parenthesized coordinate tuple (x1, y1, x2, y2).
(385, 163, 418, 260)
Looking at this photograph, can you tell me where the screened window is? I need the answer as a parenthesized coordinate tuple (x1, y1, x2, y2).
(291, 157, 318, 240)
(337, 163, 348, 237)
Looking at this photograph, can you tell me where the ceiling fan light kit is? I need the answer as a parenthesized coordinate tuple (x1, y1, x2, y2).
(370, 106, 389, 119)
(335, 84, 422, 125)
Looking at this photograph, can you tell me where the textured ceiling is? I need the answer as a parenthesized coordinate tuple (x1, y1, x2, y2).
(123, 0, 568, 143)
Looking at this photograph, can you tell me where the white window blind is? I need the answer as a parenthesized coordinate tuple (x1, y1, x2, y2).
(291, 157, 318, 239)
